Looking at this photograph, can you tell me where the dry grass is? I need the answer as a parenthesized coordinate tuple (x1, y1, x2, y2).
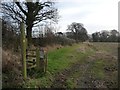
(43, 44, 63, 52)
(2, 49, 23, 88)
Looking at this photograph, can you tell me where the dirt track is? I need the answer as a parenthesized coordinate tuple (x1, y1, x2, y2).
(51, 44, 118, 88)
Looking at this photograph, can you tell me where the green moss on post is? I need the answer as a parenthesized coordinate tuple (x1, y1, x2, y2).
(44, 52, 47, 73)
(20, 22, 27, 80)
(36, 48, 40, 70)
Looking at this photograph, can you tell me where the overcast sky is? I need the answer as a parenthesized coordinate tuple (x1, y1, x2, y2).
(55, 0, 119, 34)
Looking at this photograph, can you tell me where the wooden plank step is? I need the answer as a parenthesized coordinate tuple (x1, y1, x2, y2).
(26, 55, 36, 57)
(26, 60, 36, 63)
(27, 65, 36, 69)
(27, 63, 35, 66)
(27, 49, 36, 51)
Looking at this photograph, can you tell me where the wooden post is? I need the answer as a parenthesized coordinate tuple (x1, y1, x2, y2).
(44, 52, 47, 73)
(36, 48, 40, 70)
(20, 22, 27, 80)
(40, 48, 45, 72)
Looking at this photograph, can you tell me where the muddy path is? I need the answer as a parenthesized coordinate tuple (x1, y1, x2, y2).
(51, 45, 118, 88)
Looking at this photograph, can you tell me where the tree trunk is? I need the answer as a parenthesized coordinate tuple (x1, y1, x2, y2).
(74, 32, 78, 43)
(26, 10, 34, 47)
(26, 24, 33, 47)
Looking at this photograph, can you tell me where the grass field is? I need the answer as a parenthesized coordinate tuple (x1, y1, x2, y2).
(24, 42, 118, 88)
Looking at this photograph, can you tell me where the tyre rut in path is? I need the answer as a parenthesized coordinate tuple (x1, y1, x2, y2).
(51, 56, 93, 88)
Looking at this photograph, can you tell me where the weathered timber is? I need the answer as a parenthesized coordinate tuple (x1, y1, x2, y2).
(20, 22, 27, 80)
(26, 55, 36, 57)
(36, 48, 40, 70)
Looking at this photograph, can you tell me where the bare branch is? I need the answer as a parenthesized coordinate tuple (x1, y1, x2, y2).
(2, 3, 25, 22)
(15, 2, 27, 16)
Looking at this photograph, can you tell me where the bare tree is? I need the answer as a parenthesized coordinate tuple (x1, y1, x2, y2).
(67, 22, 88, 42)
(1, 0, 59, 46)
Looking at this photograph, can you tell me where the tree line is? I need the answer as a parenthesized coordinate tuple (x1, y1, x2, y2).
(92, 30, 120, 42)
(1, 0, 119, 51)
(65, 22, 119, 43)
